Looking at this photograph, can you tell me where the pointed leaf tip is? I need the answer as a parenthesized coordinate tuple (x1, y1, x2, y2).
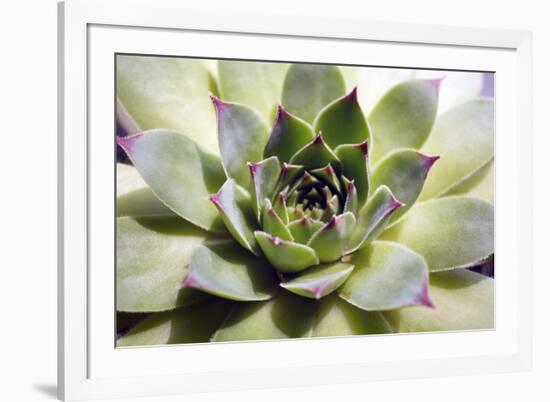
(247, 162, 258, 176)
(425, 77, 445, 93)
(415, 278, 436, 309)
(389, 194, 405, 211)
(418, 153, 441, 178)
(116, 133, 142, 152)
(312, 131, 325, 145)
(344, 86, 358, 102)
(276, 103, 289, 119)
(355, 140, 369, 156)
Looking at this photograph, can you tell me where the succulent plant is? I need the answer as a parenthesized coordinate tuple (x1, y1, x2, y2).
(115, 57, 494, 346)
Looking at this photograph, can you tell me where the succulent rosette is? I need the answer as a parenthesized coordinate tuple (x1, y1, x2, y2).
(116, 58, 494, 346)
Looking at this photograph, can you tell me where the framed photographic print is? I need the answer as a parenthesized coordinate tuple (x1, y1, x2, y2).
(58, 0, 533, 400)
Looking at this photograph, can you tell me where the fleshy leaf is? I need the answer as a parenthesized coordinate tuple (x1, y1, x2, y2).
(116, 216, 213, 312)
(282, 64, 346, 123)
(275, 163, 304, 195)
(419, 99, 494, 200)
(334, 141, 370, 204)
(209, 179, 259, 255)
(117, 130, 226, 232)
(346, 185, 403, 253)
(261, 199, 294, 241)
(308, 212, 356, 263)
(281, 262, 354, 299)
(211, 96, 269, 188)
(248, 156, 281, 221)
(264, 105, 315, 162)
(287, 216, 324, 244)
(289, 133, 341, 170)
(272, 191, 290, 224)
(116, 55, 219, 153)
(212, 290, 317, 341)
(381, 196, 494, 271)
(343, 179, 358, 216)
(441, 157, 494, 203)
(218, 60, 289, 122)
(338, 241, 431, 311)
(254, 231, 319, 272)
(368, 79, 440, 163)
(383, 269, 494, 332)
(183, 240, 278, 301)
(116, 163, 173, 217)
(313, 295, 393, 337)
(371, 149, 439, 223)
(117, 299, 233, 346)
(314, 87, 371, 149)
(310, 164, 342, 195)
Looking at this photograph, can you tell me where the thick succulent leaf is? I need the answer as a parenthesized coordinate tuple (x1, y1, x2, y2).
(334, 142, 370, 204)
(116, 163, 173, 217)
(282, 64, 346, 123)
(442, 158, 494, 203)
(255, 231, 319, 272)
(248, 156, 281, 221)
(218, 60, 289, 122)
(210, 179, 259, 255)
(314, 87, 371, 149)
(261, 199, 294, 241)
(346, 185, 403, 253)
(343, 179, 358, 216)
(264, 106, 315, 162)
(212, 290, 317, 341)
(275, 163, 304, 194)
(368, 79, 440, 163)
(117, 130, 226, 232)
(272, 191, 290, 224)
(211, 97, 270, 188)
(419, 99, 494, 200)
(116, 216, 213, 312)
(308, 212, 356, 263)
(287, 216, 324, 244)
(383, 269, 494, 332)
(313, 295, 393, 337)
(116, 55, 219, 153)
(281, 262, 354, 299)
(381, 196, 494, 271)
(339, 241, 431, 311)
(310, 164, 342, 195)
(183, 240, 278, 301)
(289, 133, 341, 170)
(371, 149, 439, 223)
(117, 299, 233, 346)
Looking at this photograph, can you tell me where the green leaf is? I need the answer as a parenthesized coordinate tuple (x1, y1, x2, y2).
(254, 231, 319, 272)
(275, 163, 304, 194)
(441, 158, 494, 203)
(116, 216, 213, 312)
(282, 64, 346, 123)
(261, 199, 294, 241)
(383, 269, 494, 332)
(287, 216, 324, 244)
(314, 87, 371, 149)
(248, 156, 281, 221)
(117, 130, 226, 232)
(211, 97, 270, 188)
(264, 106, 315, 162)
(368, 79, 440, 163)
(339, 241, 431, 311)
(419, 99, 494, 200)
(334, 141, 370, 204)
(346, 185, 403, 253)
(281, 262, 354, 299)
(371, 149, 439, 223)
(116, 163, 173, 217)
(381, 196, 494, 271)
(212, 290, 317, 341)
(289, 133, 341, 170)
(183, 240, 278, 301)
(310, 164, 342, 195)
(116, 55, 219, 153)
(272, 191, 290, 224)
(117, 299, 233, 346)
(308, 212, 356, 263)
(210, 179, 259, 255)
(313, 295, 393, 337)
(218, 60, 289, 122)
(343, 178, 358, 216)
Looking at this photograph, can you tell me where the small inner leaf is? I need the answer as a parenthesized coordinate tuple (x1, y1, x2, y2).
(281, 262, 355, 299)
(308, 212, 356, 263)
(248, 156, 281, 221)
(261, 199, 294, 241)
(289, 132, 342, 170)
(254, 231, 320, 273)
(334, 141, 370, 205)
(287, 216, 324, 244)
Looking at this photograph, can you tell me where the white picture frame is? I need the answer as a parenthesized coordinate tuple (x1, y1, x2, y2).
(58, 0, 533, 400)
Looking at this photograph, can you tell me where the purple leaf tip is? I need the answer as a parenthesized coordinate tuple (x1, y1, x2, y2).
(269, 235, 283, 246)
(116, 133, 142, 152)
(312, 131, 325, 145)
(425, 77, 445, 93)
(389, 195, 405, 212)
(181, 270, 203, 289)
(415, 278, 435, 309)
(326, 214, 342, 229)
(418, 153, 440, 178)
(355, 140, 369, 156)
(210, 94, 230, 120)
(311, 282, 330, 300)
(276, 104, 289, 120)
(208, 192, 222, 207)
(344, 86, 359, 102)
(247, 162, 258, 176)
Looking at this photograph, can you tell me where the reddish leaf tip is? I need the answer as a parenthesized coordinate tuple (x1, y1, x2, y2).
(276, 104, 289, 120)
(415, 278, 435, 309)
(299, 216, 313, 226)
(210, 94, 230, 115)
(326, 214, 342, 229)
(312, 131, 325, 145)
(418, 153, 440, 177)
(389, 195, 405, 212)
(116, 133, 142, 152)
(247, 162, 258, 176)
(208, 192, 222, 207)
(344, 86, 359, 102)
(355, 140, 369, 156)
(181, 270, 203, 289)
(425, 77, 445, 93)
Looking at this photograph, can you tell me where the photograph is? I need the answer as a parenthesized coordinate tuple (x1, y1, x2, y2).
(115, 56, 495, 347)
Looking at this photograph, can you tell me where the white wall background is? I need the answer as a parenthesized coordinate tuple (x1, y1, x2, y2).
(0, 0, 546, 401)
